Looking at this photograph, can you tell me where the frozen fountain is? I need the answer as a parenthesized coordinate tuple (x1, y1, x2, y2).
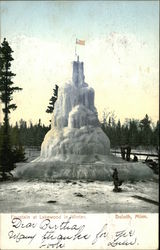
(14, 57, 153, 181)
(37, 56, 110, 163)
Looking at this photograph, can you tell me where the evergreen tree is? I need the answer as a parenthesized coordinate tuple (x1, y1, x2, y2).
(0, 38, 22, 177)
(46, 84, 59, 113)
(128, 119, 139, 147)
(152, 120, 159, 148)
(115, 120, 122, 146)
(101, 110, 158, 149)
(139, 114, 152, 146)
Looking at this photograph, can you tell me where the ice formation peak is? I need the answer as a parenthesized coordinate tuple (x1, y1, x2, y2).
(52, 58, 99, 130)
(72, 56, 85, 87)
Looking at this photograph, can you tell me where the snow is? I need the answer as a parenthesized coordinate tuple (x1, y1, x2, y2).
(38, 125, 110, 160)
(0, 179, 158, 213)
(14, 159, 154, 182)
(14, 58, 154, 181)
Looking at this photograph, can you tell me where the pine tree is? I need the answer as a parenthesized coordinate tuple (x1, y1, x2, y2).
(0, 38, 22, 178)
(46, 84, 59, 113)
(139, 114, 152, 146)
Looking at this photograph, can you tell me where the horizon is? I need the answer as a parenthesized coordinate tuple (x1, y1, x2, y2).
(0, 1, 159, 126)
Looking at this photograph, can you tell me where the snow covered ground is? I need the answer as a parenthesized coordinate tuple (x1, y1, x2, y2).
(0, 178, 158, 213)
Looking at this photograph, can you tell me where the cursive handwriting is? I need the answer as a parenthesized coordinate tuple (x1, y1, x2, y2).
(92, 223, 108, 245)
(8, 230, 36, 244)
(12, 217, 37, 228)
(7, 216, 138, 248)
(40, 217, 90, 248)
(108, 229, 137, 247)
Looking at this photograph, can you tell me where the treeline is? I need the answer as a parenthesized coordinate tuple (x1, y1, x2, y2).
(0, 119, 50, 148)
(0, 114, 159, 149)
(101, 113, 159, 149)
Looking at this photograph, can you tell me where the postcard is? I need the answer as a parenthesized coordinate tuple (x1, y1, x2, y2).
(0, 1, 159, 249)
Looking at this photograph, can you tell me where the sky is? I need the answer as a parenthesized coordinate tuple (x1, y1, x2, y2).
(0, 1, 159, 126)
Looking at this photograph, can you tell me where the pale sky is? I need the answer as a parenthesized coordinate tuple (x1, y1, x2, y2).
(0, 1, 159, 125)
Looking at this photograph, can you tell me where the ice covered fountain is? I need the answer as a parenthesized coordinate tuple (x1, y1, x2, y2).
(14, 57, 153, 181)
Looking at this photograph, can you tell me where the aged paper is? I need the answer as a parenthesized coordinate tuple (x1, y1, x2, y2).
(0, 213, 158, 249)
(0, 1, 159, 250)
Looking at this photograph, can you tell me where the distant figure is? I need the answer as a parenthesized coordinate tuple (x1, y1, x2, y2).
(133, 155, 138, 162)
(126, 146, 131, 161)
(112, 168, 123, 192)
(120, 145, 131, 161)
(120, 147, 125, 160)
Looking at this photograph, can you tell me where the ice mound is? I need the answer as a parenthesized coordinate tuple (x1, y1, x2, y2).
(15, 160, 153, 181)
(36, 125, 110, 162)
(14, 57, 153, 181)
